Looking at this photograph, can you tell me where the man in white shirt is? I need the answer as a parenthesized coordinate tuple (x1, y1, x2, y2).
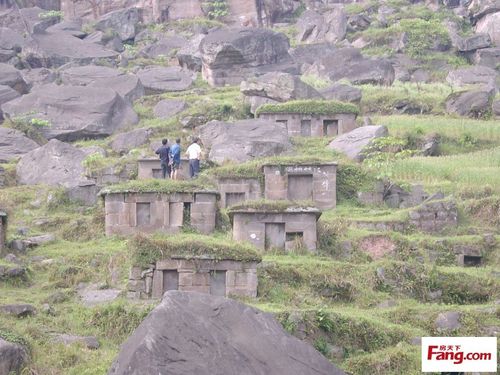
(185, 137, 202, 178)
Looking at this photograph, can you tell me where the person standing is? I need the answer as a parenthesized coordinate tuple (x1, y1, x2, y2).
(185, 137, 201, 178)
(169, 138, 181, 180)
(155, 138, 170, 179)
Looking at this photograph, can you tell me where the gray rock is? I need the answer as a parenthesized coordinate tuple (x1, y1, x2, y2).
(177, 34, 205, 72)
(296, 8, 347, 44)
(306, 48, 395, 86)
(23, 233, 55, 247)
(51, 333, 100, 349)
(94, 8, 140, 41)
(472, 47, 500, 69)
(200, 28, 295, 86)
(16, 139, 86, 188)
(110, 128, 152, 155)
(2, 84, 138, 141)
(493, 99, 500, 117)
(446, 65, 498, 88)
(446, 89, 493, 117)
(468, 0, 500, 20)
(108, 291, 345, 375)
(140, 35, 187, 59)
(245, 95, 279, 115)
(67, 180, 100, 206)
(475, 11, 500, 46)
(240, 72, 321, 102)
(0, 27, 24, 63)
(60, 65, 144, 102)
(153, 99, 186, 119)
(289, 42, 337, 71)
(0, 338, 29, 375)
(199, 119, 292, 164)
(0, 128, 39, 163)
(78, 286, 121, 307)
(45, 19, 86, 38)
(328, 125, 388, 162)
(435, 311, 461, 332)
(137, 66, 193, 94)
(20, 68, 57, 87)
(0, 63, 28, 94)
(0, 304, 36, 318)
(320, 83, 362, 103)
(21, 31, 118, 68)
(348, 14, 371, 32)
(44, 291, 72, 304)
(0, 84, 20, 119)
(457, 33, 491, 51)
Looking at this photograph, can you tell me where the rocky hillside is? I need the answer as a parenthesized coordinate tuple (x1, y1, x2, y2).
(0, 0, 499, 374)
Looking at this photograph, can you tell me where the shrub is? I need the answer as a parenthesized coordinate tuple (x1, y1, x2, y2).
(203, 0, 229, 19)
(399, 18, 450, 58)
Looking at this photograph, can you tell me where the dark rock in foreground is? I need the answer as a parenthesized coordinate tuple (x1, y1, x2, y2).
(0, 338, 29, 375)
(109, 291, 344, 375)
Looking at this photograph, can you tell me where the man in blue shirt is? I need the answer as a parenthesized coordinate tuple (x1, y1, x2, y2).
(155, 139, 170, 179)
(169, 138, 181, 180)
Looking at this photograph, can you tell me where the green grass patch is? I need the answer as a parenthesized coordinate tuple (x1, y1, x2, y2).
(99, 177, 217, 195)
(227, 199, 319, 212)
(129, 233, 262, 267)
(256, 100, 360, 116)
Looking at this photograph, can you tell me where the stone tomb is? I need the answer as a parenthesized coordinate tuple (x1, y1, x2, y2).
(258, 112, 357, 137)
(229, 208, 321, 251)
(217, 177, 262, 208)
(128, 257, 259, 299)
(263, 163, 337, 209)
(0, 211, 6, 253)
(137, 158, 190, 180)
(103, 191, 218, 236)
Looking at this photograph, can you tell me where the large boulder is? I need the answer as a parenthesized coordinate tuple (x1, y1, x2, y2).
(60, 65, 144, 102)
(177, 34, 205, 72)
(21, 31, 118, 68)
(140, 35, 187, 59)
(137, 66, 193, 94)
(0, 85, 20, 119)
(446, 89, 493, 117)
(0, 63, 28, 94)
(289, 43, 337, 71)
(0, 128, 39, 162)
(94, 8, 140, 42)
(199, 119, 292, 163)
(16, 139, 87, 188)
(456, 33, 491, 51)
(108, 291, 345, 375)
(475, 12, 500, 46)
(2, 84, 138, 141)
(21, 68, 57, 87)
(45, 19, 86, 38)
(240, 72, 321, 102)
(468, 0, 500, 21)
(446, 66, 498, 88)
(472, 47, 500, 68)
(328, 125, 389, 162)
(153, 99, 186, 119)
(0, 338, 29, 375)
(296, 8, 347, 44)
(109, 128, 152, 155)
(0, 27, 24, 63)
(200, 28, 295, 86)
(306, 48, 395, 86)
(320, 83, 362, 103)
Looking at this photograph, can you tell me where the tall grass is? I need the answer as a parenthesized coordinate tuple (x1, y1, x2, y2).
(388, 147, 500, 193)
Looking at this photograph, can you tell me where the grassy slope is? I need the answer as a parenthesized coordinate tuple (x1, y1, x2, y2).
(1, 5, 500, 374)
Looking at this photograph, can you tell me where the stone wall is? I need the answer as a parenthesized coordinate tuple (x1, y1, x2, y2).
(137, 159, 190, 180)
(263, 163, 337, 209)
(409, 199, 458, 233)
(258, 112, 357, 137)
(217, 177, 262, 208)
(231, 211, 320, 251)
(104, 191, 218, 236)
(128, 258, 259, 299)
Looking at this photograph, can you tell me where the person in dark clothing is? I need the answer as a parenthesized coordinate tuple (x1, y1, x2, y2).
(155, 139, 170, 179)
